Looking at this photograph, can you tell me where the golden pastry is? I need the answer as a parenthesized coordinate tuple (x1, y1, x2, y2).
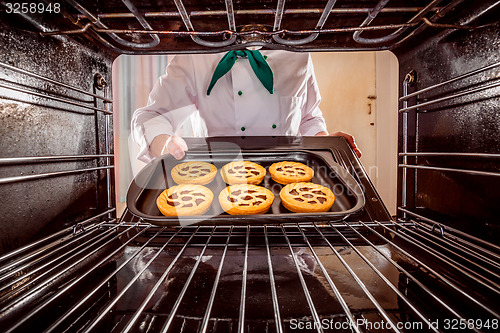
(219, 184, 274, 215)
(280, 182, 334, 213)
(157, 184, 213, 216)
(269, 161, 314, 184)
(171, 161, 217, 185)
(220, 161, 266, 185)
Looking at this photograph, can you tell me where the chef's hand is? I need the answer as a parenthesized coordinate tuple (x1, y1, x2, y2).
(151, 134, 188, 160)
(316, 131, 362, 158)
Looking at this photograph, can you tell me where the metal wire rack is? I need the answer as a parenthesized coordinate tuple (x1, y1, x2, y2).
(31, 0, 478, 53)
(398, 59, 500, 243)
(0, 60, 114, 206)
(0, 216, 498, 332)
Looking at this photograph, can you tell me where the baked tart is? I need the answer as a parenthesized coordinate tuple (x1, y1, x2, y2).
(219, 184, 274, 215)
(157, 184, 214, 216)
(171, 161, 217, 185)
(269, 161, 314, 184)
(220, 161, 266, 185)
(280, 182, 334, 213)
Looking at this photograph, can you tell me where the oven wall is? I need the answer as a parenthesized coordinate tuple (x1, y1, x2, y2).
(394, 2, 500, 243)
(0, 17, 116, 254)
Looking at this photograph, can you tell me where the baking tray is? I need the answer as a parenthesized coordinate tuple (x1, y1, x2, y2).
(126, 149, 365, 226)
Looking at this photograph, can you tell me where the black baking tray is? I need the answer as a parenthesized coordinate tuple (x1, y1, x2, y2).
(126, 149, 365, 226)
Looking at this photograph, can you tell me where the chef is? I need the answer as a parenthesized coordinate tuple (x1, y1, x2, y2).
(131, 50, 361, 162)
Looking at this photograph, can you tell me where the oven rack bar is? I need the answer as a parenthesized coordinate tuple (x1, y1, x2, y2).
(398, 163, 500, 177)
(0, 61, 112, 103)
(0, 165, 114, 185)
(0, 208, 115, 266)
(83, 7, 439, 20)
(0, 82, 111, 114)
(1, 220, 498, 332)
(0, 154, 114, 165)
(40, 0, 468, 51)
(398, 80, 500, 113)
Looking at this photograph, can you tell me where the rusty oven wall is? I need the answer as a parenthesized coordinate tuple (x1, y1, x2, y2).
(0, 16, 116, 254)
(393, 2, 500, 243)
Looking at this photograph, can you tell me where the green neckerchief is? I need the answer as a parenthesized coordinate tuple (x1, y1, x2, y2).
(206, 50, 274, 95)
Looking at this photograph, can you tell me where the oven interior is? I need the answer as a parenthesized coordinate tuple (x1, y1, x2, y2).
(0, 1, 499, 332)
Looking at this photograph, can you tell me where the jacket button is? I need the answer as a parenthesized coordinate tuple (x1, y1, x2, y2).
(241, 126, 246, 131)
(272, 124, 277, 129)
(238, 91, 243, 96)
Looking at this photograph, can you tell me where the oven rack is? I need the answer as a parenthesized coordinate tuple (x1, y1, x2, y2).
(30, 0, 482, 53)
(1, 217, 498, 332)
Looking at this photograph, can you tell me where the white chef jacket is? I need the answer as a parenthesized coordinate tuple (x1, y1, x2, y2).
(131, 50, 328, 162)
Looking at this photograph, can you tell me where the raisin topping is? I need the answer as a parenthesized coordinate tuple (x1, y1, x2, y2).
(181, 196, 191, 201)
(234, 165, 243, 170)
(201, 169, 211, 173)
(308, 201, 317, 204)
(299, 187, 312, 191)
(167, 200, 175, 206)
(189, 170, 198, 174)
(284, 166, 292, 168)
(239, 203, 250, 206)
(178, 172, 187, 176)
(303, 194, 313, 198)
(245, 167, 253, 170)
(242, 195, 253, 200)
(169, 193, 178, 199)
(173, 201, 181, 206)
(195, 199, 205, 205)
(298, 172, 306, 176)
(251, 171, 260, 175)
(289, 189, 299, 195)
(238, 171, 246, 174)
(294, 198, 304, 202)
(180, 190, 191, 195)
(192, 192, 205, 197)
(246, 175, 252, 178)
(247, 190, 257, 193)
(183, 203, 193, 207)
(191, 165, 202, 169)
(253, 201, 262, 206)
(181, 167, 190, 171)
(276, 167, 283, 171)
(228, 169, 236, 174)
(312, 190, 326, 195)
(231, 190, 242, 196)
(317, 197, 327, 203)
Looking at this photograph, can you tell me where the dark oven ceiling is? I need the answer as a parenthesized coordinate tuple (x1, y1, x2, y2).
(8, 0, 480, 54)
